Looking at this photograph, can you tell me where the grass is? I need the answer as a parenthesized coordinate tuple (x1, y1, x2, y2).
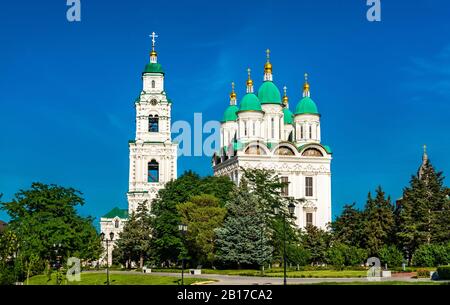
(26, 272, 213, 285)
(151, 268, 367, 278)
(308, 281, 448, 285)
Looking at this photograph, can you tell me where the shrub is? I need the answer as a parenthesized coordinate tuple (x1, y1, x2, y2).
(437, 265, 450, 280)
(378, 245, 403, 267)
(286, 244, 311, 266)
(412, 244, 450, 267)
(325, 243, 367, 268)
(416, 269, 430, 278)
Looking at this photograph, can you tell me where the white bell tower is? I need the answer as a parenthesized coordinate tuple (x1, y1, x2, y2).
(127, 33, 178, 214)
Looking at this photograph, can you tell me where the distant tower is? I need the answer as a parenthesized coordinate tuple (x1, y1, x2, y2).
(127, 32, 178, 214)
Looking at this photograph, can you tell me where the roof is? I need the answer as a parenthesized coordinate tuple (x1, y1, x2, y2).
(222, 105, 239, 122)
(102, 207, 128, 219)
(282, 107, 294, 124)
(143, 62, 164, 74)
(295, 96, 319, 115)
(239, 93, 262, 112)
(258, 81, 282, 104)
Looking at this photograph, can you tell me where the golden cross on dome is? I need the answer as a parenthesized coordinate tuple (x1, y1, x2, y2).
(232, 81, 235, 92)
(304, 73, 309, 83)
(423, 144, 427, 153)
(283, 86, 287, 95)
(247, 68, 252, 79)
(266, 49, 271, 62)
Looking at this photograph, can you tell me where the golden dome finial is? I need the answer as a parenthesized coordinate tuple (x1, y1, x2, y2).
(247, 68, 253, 86)
(282, 85, 289, 105)
(230, 81, 237, 100)
(264, 49, 272, 74)
(303, 72, 311, 97)
(149, 32, 158, 59)
(303, 73, 310, 90)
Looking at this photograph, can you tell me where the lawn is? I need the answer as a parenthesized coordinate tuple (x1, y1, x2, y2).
(26, 272, 213, 285)
(309, 281, 447, 285)
(152, 268, 368, 278)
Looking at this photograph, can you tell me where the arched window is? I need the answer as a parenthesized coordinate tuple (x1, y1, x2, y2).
(114, 219, 120, 229)
(288, 131, 293, 142)
(151, 80, 155, 88)
(274, 146, 295, 156)
(271, 118, 275, 138)
(253, 121, 256, 136)
(309, 125, 312, 139)
(149, 115, 159, 132)
(302, 148, 323, 157)
(148, 160, 159, 183)
(244, 121, 248, 136)
(300, 125, 304, 139)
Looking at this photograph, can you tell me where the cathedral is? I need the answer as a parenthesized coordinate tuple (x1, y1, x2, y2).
(213, 50, 332, 229)
(99, 37, 333, 265)
(100, 33, 178, 265)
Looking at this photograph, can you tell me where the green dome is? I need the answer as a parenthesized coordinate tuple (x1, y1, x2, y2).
(295, 97, 319, 115)
(239, 93, 262, 112)
(143, 63, 164, 74)
(222, 105, 239, 122)
(282, 107, 294, 124)
(258, 81, 282, 104)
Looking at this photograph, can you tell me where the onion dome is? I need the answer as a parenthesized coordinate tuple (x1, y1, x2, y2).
(295, 73, 319, 115)
(239, 69, 262, 112)
(258, 49, 282, 104)
(282, 86, 294, 124)
(143, 32, 164, 74)
(222, 82, 239, 122)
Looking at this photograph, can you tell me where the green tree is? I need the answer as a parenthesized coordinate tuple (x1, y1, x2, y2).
(151, 171, 234, 265)
(177, 194, 226, 266)
(331, 203, 364, 247)
(0, 183, 101, 280)
(378, 245, 404, 268)
(362, 187, 395, 256)
(397, 160, 450, 261)
(215, 181, 273, 268)
(114, 201, 152, 268)
(241, 169, 301, 261)
(303, 224, 331, 265)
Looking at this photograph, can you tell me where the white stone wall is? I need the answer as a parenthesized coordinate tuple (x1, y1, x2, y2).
(99, 217, 126, 266)
(213, 143, 332, 230)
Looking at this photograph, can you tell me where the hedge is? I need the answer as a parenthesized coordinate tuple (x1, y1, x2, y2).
(436, 265, 450, 280)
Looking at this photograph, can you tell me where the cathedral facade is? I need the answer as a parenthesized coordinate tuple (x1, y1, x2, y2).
(213, 50, 332, 229)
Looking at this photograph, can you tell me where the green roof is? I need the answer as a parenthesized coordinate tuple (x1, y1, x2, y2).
(295, 97, 319, 115)
(258, 81, 281, 104)
(297, 143, 332, 155)
(282, 107, 294, 124)
(239, 93, 262, 112)
(222, 105, 239, 122)
(323, 145, 333, 154)
(143, 63, 164, 74)
(102, 207, 128, 219)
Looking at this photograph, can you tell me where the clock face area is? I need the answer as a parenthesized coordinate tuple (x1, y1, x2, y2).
(150, 99, 158, 106)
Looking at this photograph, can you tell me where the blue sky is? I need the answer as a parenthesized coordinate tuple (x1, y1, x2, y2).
(0, 0, 449, 224)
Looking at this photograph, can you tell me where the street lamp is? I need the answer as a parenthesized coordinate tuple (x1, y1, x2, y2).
(274, 202, 296, 286)
(178, 224, 188, 286)
(100, 231, 114, 285)
(52, 243, 63, 285)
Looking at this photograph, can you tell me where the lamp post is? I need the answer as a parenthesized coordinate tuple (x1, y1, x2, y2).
(274, 202, 296, 286)
(52, 243, 62, 285)
(100, 232, 114, 286)
(178, 224, 188, 286)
